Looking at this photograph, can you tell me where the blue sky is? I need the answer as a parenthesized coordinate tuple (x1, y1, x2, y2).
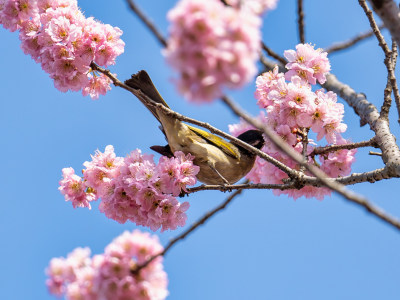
(1, 0, 400, 299)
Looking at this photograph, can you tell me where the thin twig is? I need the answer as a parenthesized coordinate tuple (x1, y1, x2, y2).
(132, 187, 246, 274)
(299, 128, 309, 173)
(392, 39, 398, 72)
(310, 138, 378, 157)
(389, 40, 400, 121)
(261, 43, 287, 66)
(380, 41, 397, 120)
(186, 182, 296, 194)
(369, 151, 383, 156)
(359, 0, 391, 55)
(381, 66, 394, 119)
(258, 53, 281, 76)
(325, 24, 385, 54)
(126, 0, 167, 47)
(330, 168, 393, 185)
(359, 0, 400, 123)
(297, 0, 305, 43)
(367, 0, 400, 48)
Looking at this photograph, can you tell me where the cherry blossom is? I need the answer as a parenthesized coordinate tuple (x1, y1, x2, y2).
(59, 146, 199, 232)
(46, 230, 168, 300)
(164, 0, 261, 102)
(230, 45, 355, 200)
(0, 0, 124, 99)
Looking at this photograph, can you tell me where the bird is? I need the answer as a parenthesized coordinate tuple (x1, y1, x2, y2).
(124, 70, 265, 185)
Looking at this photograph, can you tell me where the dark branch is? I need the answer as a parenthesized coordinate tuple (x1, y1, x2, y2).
(297, 0, 305, 43)
(132, 188, 246, 274)
(126, 0, 168, 47)
(325, 24, 385, 54)
(261, 43, 287, 66)
(186, 182, 296, 194)
(359, 0, 400, 122)
(310, 138, 378, 157)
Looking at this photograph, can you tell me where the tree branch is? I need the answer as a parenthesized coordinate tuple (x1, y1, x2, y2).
(261, 43, 287, 66)
(219, 95, 400, 231)
(323, 74, 400, 177)
(297, 0, 305, 43)
(299, 128, 309, 173)
(369, 151, 383, 156)
(125, 0, 167, 47)
(367, 0, 400, 48)
(325, 25, 385, 54)
(359, 0, 400, 123)
(132, 187, 246, 274)
(186, 182, 296, 194)
(310, 138, 378, 157)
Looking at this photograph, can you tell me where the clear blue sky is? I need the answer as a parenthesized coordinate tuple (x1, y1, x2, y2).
(1, 0, 400, 299)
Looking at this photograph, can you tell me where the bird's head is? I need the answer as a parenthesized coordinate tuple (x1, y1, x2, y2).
(236, 129, 265, 152)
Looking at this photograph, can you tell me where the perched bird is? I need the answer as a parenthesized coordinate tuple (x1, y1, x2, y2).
(125, 70, 265, 185)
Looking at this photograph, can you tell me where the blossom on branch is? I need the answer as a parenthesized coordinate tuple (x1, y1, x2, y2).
(0, 0, 125, 99)
(230, 45, 356, 200)
(59, 167, 96, 209)
(164, 0, 261, 102)
(46, 230, 168, 300)
(59, 146, 199, 232)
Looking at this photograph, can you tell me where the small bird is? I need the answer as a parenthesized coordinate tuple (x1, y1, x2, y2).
(125, 70, 265, 185)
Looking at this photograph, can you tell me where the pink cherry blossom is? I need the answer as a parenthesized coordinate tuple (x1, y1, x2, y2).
(59, 167, 96, 209)
(284, 43, 331, 85)
(83, 145, 124, 197)
(165, 0, 261, 102)
(82, 73, 112, 100)
(312, 90, 347, 144)
(255, 66, 285, 108)
(1, 0, 124, 99)
(320, 138, 357, 178)
(60, 146, 199, 232)
(230, 44, 355, 200)
(46, 230, 168, 300)
(0, 0, 39, 32)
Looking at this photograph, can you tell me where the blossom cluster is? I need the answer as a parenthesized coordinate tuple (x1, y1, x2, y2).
(0, 0, 125, 99)
(59, 145, 199, 231)
(230, 44, 356, 200)
(226, 0, 279, 15)
(46, 230, 168, 300)
(164, 0, 261, 102)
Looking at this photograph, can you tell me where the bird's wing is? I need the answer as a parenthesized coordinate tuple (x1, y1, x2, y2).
(187, 125, 240, 159)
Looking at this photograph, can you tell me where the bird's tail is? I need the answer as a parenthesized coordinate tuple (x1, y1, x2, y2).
(125, 70, 169, 123)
